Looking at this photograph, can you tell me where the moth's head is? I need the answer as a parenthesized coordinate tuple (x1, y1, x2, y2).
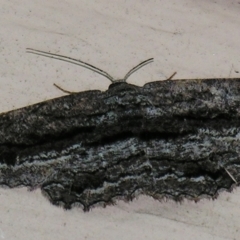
(108, 80, 129, 90)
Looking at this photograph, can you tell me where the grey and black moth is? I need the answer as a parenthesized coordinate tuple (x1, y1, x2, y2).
(0, 48, 239, 211)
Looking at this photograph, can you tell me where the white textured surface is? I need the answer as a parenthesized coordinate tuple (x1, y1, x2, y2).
(0, 0, 240, 239)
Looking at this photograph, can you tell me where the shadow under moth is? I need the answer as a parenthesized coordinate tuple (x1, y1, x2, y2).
(0, 48, 239, 211)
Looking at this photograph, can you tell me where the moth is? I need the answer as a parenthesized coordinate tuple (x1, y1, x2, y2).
(0, 48, 239, 211)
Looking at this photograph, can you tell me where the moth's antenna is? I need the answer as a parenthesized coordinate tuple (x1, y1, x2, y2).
(123, 58, 154, 82)
(26, 48, 115, 82)
(26, 48, 154, 84)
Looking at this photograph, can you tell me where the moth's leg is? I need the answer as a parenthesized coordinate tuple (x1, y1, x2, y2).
(166, 71, 177, 80)
(223, 166, 238, 184)
(53, 83, 78, 94)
